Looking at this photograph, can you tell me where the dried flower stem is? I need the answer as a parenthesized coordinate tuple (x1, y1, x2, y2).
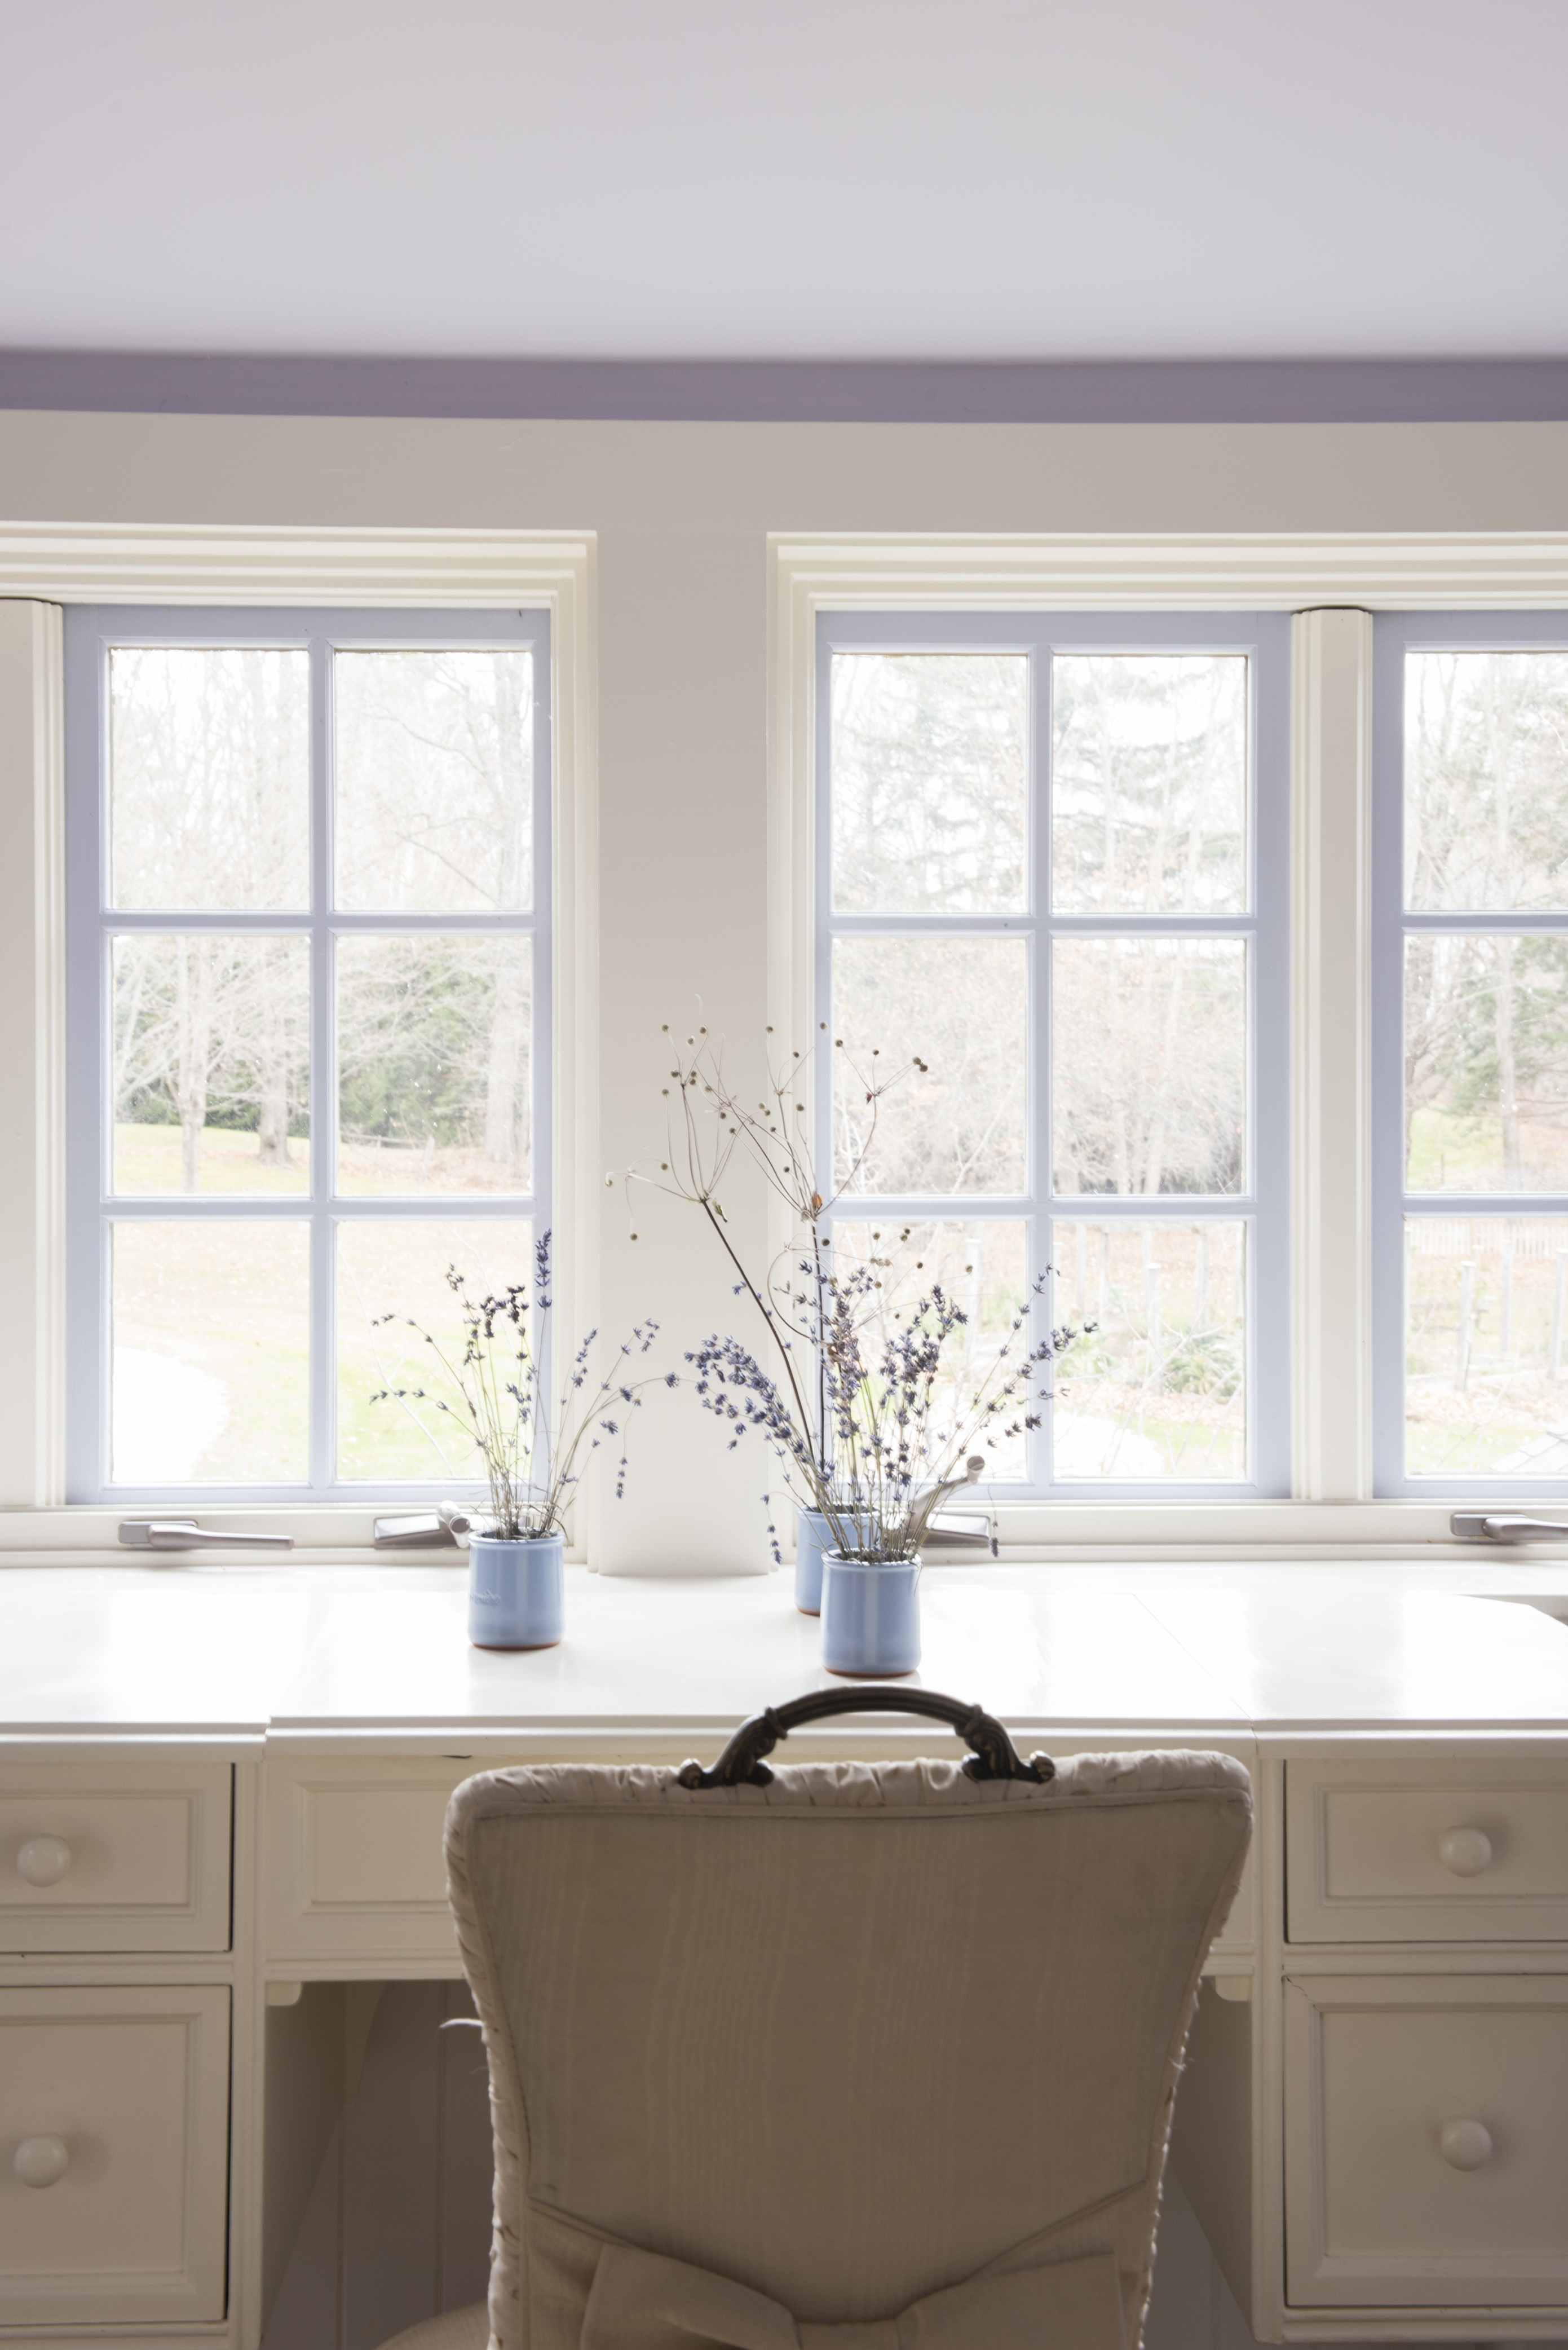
(368, 1231, 669, 1537)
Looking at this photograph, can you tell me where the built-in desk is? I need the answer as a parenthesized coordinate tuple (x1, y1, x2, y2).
(6, 1559, 1568, 2349)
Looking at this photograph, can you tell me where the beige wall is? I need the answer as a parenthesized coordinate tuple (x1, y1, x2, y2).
(3, 413, 1567, 1565)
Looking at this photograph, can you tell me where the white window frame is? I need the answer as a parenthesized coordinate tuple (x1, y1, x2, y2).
(814, 607, 1292, 1499)
(8, 522, 1568, 1556)
(0, 523, 595, 1555)
(64, 602, 551, 1506)
(770, 532, 1568, 1557)
(1371, 608, 1568, 1498)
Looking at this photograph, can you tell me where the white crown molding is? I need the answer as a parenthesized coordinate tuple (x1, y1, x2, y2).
(0, 520, 591, 606)
(771, 531, 1568, 612)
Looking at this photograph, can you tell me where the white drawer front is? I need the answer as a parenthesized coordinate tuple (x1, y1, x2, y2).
(264, 1747, 722, 1962)
(0, 1760, 232, 1952)
(1287, 1758, 1568, 1941)
(1286, 1973, 1568, 2308)
(266, 1759, 478, 1961)
(0, 1985, 230, 2326)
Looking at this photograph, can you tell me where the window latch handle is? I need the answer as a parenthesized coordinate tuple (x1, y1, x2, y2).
(118, 1519, 294, 1551)
(1451, 1512, 1568, 1544)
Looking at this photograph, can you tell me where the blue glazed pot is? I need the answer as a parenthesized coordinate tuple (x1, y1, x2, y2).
(820, 1553, 921, 1677)
(794, 1509, 871, 1616)
(467, 1532, 565, 1650)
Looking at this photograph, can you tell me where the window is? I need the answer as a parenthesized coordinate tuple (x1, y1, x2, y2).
(816, 611, 1289, 1497)
(1373, 612, 1568, 1496)
(64, 606, 550, 1502)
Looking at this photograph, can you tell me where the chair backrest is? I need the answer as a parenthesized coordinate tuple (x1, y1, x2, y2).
(445, 1745, 1251, 2350)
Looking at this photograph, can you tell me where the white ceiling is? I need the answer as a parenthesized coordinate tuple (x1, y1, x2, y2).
(6, 0, 1568, 363)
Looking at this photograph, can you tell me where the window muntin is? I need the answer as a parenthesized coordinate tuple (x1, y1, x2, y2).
(815, 612, 1289, 1498)
(65, 606, 550, 1503)
(1374, 616, 1568, 1494)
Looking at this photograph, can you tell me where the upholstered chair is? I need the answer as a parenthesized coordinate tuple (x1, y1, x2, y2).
(378, 1696, 1251, 2350)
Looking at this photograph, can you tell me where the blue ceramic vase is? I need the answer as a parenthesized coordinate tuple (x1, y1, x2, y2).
(793, 1508, 872, 1615)
(467, 1532, 565, 1650)
(820, 1553, 921, 1677)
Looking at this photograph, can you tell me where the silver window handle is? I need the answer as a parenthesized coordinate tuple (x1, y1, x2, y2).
(373, 1500, 474, 1549)
(1451, 1512, 1568, 1544)
(118, 1519, 294, 1551)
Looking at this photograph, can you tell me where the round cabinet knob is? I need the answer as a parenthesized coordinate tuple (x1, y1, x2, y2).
(1439, 2119, 1495, 2171)
(1439, 1826, 1494, 1878)
(14, 2135, 70, 2189)
(15, 1835, 73, 1888)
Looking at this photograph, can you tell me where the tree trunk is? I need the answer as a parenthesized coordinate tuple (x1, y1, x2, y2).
(483, 943, 529, 1174)
(255, 937, 293, 1167)
(1143, 944, 1188, 1195)
(175, 937, 213, 1193)
(1496, 935, 1522, 1189)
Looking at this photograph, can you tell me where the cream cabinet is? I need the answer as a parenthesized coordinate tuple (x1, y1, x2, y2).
(7, 1564, 1568, 2350)
(1286, 1757, 1568, 1943)
(263, 1755, 498, 1965)
(1, 1758, 232, 1954)
(1262, 1756, 1568, 2337)
(0, 1984, 231, 2329)
(1284, 1974, 1568, 2308)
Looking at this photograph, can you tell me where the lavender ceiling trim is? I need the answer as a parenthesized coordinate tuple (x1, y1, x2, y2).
(2, 351, 1568, 424)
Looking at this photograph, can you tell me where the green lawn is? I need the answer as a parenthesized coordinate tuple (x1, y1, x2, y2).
(113, 1120, 525, 1199)
(112, 1154, 533, 1483)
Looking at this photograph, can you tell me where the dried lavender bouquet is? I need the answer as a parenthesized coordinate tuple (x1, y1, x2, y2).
(625, 1023, 1085, 1562)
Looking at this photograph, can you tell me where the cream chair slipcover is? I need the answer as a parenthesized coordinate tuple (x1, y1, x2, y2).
(382, 1742, 1251, 2350)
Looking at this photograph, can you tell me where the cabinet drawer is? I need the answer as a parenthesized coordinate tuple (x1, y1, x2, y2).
(1287, 1758, 1568, 1942)
(0, 1760, 232, 1952)
(1286, 1973, 1568, 2308)
(265, 1758, 479, 1961)
(0, 1985, 229, 2326)
(264, 1748, 695, 1963)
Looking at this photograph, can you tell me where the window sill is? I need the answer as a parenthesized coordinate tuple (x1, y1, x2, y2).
(1, 1498, 1563, 1568)
(986, 1498, 1568, 1559)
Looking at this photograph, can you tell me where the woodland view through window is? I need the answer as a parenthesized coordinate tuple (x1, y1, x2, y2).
(65, 608, 550, 1502)
(816, 613, 1289, 1496)
(1376, 618, 1568, 1494)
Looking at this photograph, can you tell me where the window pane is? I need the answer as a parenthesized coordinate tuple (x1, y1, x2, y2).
(1053, 937, 1245, 1195)
(1406, 1216, 1568, 1476)
(337, 1218, 533, 1482)
(1050, 1219, 1246, 1481)
(110, 647, 309, 910)
(112, 935, 310, 1196)
(833, 936, 1027, 1196)
(830, 653, 1027, 912)
(335, 936, 531, 1196)
(1406, 651, 1568, 911)
(1052, 654, 1247, 914)
(1406, 933, 1568, 1192)
(828, 1220, 1031, 1481)
(111, 1220, 309, 1482)
(334, 650, 533, 911)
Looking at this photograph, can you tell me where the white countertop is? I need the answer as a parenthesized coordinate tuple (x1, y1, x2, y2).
(7, 1558, 1568, 1744)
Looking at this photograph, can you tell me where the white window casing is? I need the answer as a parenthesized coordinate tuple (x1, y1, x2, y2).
(0, 600, 66, 1518)
(768, 532, 1568, 1557)
(6, 524, 1568, 1553)
(0, 525, 596, 1557)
